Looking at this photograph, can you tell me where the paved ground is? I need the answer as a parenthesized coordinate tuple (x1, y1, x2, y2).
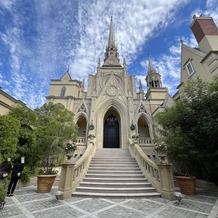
(0, 185, 218, 218)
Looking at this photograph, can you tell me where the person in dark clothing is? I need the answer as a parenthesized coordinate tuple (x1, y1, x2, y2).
(0, 159, 12, 179)
(7, 160, 24, 196)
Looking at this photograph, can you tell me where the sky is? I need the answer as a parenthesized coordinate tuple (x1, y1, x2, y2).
(0, 0, 218, 109)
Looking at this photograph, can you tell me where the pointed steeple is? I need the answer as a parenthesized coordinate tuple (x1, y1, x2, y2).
(147, 56, 157, 75)
(103, 17, 121, 67)
(145, 56, 162, 88)
(108, 16, 116, 48)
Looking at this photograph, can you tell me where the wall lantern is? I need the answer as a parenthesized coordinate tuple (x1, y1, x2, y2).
(130, 120, 135, 130)
(89, 120, 94, 130)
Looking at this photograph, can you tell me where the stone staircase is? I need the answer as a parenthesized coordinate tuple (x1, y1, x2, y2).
(73, 148, 161, 198)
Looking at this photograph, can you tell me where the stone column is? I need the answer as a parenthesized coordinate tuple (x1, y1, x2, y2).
(157, 163, 175, 200)
(58, 162, 75, 199)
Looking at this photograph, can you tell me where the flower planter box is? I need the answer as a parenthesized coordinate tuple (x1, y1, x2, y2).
(175, 176, 196, 195)
(37, 175, 57, 193)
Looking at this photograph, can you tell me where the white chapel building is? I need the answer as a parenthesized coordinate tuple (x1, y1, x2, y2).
(46, 18, 170, 150)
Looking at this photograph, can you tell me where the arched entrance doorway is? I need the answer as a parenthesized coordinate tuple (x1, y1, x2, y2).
(103, 114, 120, 148)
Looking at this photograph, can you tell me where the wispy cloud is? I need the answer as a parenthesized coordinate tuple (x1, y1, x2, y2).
(71, 0, 190, 75)
(1, 0, 217, 109)
(138, 0, 218, 96)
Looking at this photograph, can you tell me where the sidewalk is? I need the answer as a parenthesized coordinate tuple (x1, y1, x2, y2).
(0, 185, 218, 218)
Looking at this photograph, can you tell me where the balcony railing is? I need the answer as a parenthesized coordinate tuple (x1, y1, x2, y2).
(76, 137, 86, 144)
(138, 137, 152, 145)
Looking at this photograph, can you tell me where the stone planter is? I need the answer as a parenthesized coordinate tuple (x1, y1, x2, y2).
(175, 176, 196, 195)
(37, 175, 57, 193)
(158, 154, 167, 164)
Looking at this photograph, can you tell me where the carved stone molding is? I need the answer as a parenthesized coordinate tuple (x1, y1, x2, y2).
(107, 86, 118, 96)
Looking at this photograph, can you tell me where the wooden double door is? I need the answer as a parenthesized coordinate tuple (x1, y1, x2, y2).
(103, 115, 119, 148)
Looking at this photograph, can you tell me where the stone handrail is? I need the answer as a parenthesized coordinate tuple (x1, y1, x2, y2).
(128, 139, 175, 200)
(58, 138, 96, 199)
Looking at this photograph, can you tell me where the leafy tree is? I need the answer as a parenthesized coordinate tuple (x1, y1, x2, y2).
(34, 103, 77, 173)
(8, 107, 37, 171)
(0, 115, 20, 162)
(156, 78, 218, 184)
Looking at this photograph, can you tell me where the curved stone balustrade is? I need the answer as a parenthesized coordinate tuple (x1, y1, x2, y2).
(58, 139, 96, 199)
(128, 139, 175, 200)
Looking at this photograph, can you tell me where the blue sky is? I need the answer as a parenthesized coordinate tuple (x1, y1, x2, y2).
(0, 0, 218, 109)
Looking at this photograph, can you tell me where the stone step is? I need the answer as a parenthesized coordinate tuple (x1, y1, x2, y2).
(91, 158, 135, 161)
(72, 148, 161, 199)
(83, 177, 148, 183)
(89, 163, 138, 167)
(86, 173, 145, 178)
(88, 166, 139, 170)
(80, 181, 152, 188)
(87, 169, 141, 174)
(76, 186, 156, 194)
(73, 192, 161, 198)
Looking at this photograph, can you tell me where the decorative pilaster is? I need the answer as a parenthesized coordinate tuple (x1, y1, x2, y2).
(157, 163, 175, 200)
(58, 162, 75, 199)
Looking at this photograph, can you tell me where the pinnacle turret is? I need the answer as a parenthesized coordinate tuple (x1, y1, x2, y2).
(145, 57, 162, 88)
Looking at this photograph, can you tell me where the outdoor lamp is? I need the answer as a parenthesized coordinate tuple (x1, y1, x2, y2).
(88, 120, 94, 130)
(55, 191, 63, 202)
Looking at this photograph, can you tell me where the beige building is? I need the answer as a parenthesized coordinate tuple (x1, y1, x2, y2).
(0, 87, 27, 115)
(174, 15, 218, 100)
(46, 18, 169, 150)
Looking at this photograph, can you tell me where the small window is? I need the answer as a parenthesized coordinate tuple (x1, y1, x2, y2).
(185, 61, 195, 76)
(60, 86, 66, 97)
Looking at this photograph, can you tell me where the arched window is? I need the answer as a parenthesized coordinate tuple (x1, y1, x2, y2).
(60, 86, 66, 97)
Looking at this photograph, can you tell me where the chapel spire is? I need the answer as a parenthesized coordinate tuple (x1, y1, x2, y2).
(145, 56, 162, 88)
(108, 16, 116, 48)
(103, 17, 121, 66)
(147, 56, 158, 75)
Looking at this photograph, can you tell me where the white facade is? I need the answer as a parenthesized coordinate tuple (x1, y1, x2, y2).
(46, 19, 168, 149)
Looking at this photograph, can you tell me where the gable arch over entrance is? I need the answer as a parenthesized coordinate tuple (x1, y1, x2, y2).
(95, 99, 128, 148)
(136, 112, 154, 141)
(74, 112, 88, 139)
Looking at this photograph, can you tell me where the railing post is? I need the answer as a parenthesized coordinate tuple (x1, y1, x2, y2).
(58, 162, 75, 200)
(157, 163, 175, 200)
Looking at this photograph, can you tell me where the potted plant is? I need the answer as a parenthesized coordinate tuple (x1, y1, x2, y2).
(153, 137, 197, 195)
(0, 181, 6, 209)
(0, 174, 10, 209)
(154, 143, 168, 164)
(34, 103, 77, 193)
(65, 139, 77, 161)
(173, 162, 196, 195)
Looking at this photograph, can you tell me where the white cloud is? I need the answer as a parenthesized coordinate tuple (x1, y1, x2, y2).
(4, 0, 217, 109)
(68, 0, 191, 93)
(71, 0, 190, 76)
(0, 0, 14, 10)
